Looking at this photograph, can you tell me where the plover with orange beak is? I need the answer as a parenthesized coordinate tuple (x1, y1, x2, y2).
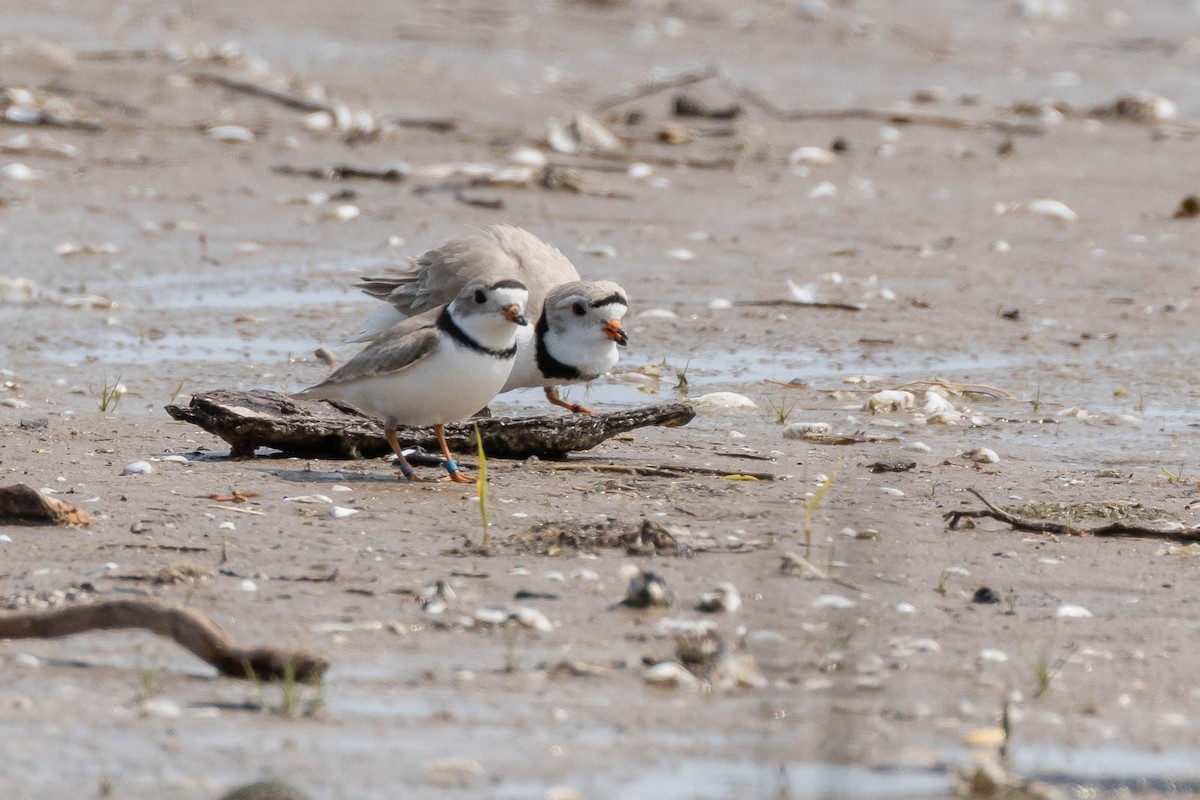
(295, 279, 529, 483)
(350, 225, 628, 414)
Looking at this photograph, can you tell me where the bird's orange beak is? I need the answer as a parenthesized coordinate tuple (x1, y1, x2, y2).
(502, 305, 528, 326)
(603, 318, 628, 346)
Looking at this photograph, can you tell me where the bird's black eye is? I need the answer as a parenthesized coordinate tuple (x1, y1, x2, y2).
(572, 302, 586, 316)
(474, 290, 486, 304)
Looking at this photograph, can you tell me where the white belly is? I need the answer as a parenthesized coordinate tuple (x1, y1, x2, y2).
(334, 343, 514, 426)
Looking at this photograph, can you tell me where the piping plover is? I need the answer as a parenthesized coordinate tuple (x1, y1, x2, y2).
(348, 225, 628, 413)
(295, 279, 530, 483)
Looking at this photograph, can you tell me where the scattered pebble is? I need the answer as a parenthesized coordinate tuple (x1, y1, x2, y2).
(423, 758, 484, 789)
(330, 506, 359, 518)
(644, 660, 701, 691)
(1056, 603, 1093, 619)
(1028, 198, 1079, 224)
(121, 461, 153, 476)
(207, 125, 255, 143)
(238, 579, 258, 593)
(782, 422, 831, 439)
(961, 447, 1000, 464)
(866, 390, 915, 413)
(696, 582, 742, 614)
(617, 567, 672, 609)
(880, 487, 905, 497)
(666, 248, 696, 262)
(787, 146, 836, 166)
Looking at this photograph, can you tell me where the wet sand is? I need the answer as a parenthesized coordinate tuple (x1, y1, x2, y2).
(2, 2, 1200, 798)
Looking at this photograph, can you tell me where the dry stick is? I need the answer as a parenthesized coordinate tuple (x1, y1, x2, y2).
(191, 71, 335, 114)
(537, 462, 776, 481)
(594, 64, 719, 112)
(734, 299, 865, 312)
(891, 379, 1018, 400)
(945, 488, 1200, 541)
(272, 164, 408, 182)
(0, 599, 328, 681)
(729, 83, 1047, 135)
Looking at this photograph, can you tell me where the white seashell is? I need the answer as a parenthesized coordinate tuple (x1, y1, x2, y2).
(782, 422, 831, 440)
(992, 240, 1011, 253)
(812, 594, 856, 610)
(961, 446, 1000, 464)
(302, 111, 334, 132)
(666, 248, 696, 262)
(579, 243, 617, 258)
(4, 106, 42, 125)
(284, 494, 333, 504)
(895, 602, 916, 614)
(1, 398, 30, 409)
(809, 181, 838, 199)
(644, 661, 701, 691)
(1057, 407, 1090, 419)
(1107, 414, 1141, 426)
(239, 579, 258, 592)
(488, 166, 535, 186)
(572, 113, 622, 153)
(639, 307, 678, 320)
(121, 461, 153, 476)
(786, 279, 818, 304)
(474, 607, 508, 626)
(922, 391, 956, 415)
(138, 698, 183, 718)
(787, 146, 836, 166)
(1056, 603, 1093, 619)
(206, 125, 255, 143)
(510, 606, 554, 632)
(507, 146, 547, 167)
(708, 298, 732, 310)
(926, 410, 966, 425)
(323, 204, 360, 222)
(0, 162, 38, 182)
(904, 442, 933, 453)
(158, 455, 189, 463)
(627, 162, 653, 180)
(880, 487, 905, 497)
(1029, 198, 1079, 223)
(218, 521, 236, 531)
(330, 506, 360, 518)
(866, 390, 915, 414)
(694, 392, 757, 414)
(980, 648, 1009, 663)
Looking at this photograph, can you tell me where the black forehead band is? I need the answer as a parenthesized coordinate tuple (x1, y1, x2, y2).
(589, 292, 627, 309)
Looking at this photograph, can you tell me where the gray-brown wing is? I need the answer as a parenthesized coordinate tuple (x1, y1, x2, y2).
(295, 311, 441, 397)
(356, 225, 579, 319)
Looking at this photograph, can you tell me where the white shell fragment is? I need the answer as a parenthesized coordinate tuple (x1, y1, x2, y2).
(782, 422, 832, 440)
(1056, 603, 1093, 619)
(644, 661, 701, 691)
(922, 391, 956, 415)
(322, 204, 360, 222)
(812, 594, 856, 610)
(866, 390, 916, 414)
(507, 146, 547, 167)
(787, 146, 836, 166)
(121, 461, 153, 476)
(1028, 198, 1079, 224)
(666, 248, 696, 262)
(0, 162, 39, 182)
(961, 447, 1000, 464)
(694, 392, 757, 414)
(206, 125, 255, 143)
(330, 506, 360, 519)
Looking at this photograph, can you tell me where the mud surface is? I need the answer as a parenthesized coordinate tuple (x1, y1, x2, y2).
(2, 2, 1200, 799)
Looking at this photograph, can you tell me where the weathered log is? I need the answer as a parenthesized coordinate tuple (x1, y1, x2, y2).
(166, 389, 695, 459)
(0, 599, 327, 682)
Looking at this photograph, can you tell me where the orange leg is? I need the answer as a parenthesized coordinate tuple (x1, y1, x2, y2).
(386, 427, 429, 482)
(435, 424, 475, 484)
(545, 386, 595, 415)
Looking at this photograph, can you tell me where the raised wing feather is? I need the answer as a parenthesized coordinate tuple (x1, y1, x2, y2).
(295, 309, 441, 398)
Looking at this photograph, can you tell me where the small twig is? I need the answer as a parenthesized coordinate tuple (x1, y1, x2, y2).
(207, 504, 266, 515)
(191, 71, 335, 114)
(891, 379, 1018, 400)
(728, 82, 1046, 135)
(594, 64, 719, 112)
(946, 488, 1200, 541)
(99, 543, 210, 553)
(272, 163, 408, 182)
(385, 114, 457, 133)
(538, 462, 775, 481)
(733, 299, 866, 311)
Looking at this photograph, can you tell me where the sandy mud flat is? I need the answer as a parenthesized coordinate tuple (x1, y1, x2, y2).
(2, 2, 1200, 798)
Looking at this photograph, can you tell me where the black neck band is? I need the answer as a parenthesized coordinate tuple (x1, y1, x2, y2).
(438, 307, 517, 359)
(534, 313, 583, 380)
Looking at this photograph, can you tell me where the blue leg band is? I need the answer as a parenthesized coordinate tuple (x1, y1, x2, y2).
(443, 459, 459, 474)
(398, 460, 416, 479)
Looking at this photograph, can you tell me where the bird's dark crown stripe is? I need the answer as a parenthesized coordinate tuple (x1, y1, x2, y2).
(534, 312, 583, 380)
(589, 292, 627, 309)
(437, 307, 516, 359)
(489, 278, 527, 291)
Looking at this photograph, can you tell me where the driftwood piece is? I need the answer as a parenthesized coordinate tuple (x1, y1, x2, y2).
(0, 599, 327, 682)
(0, 484, 90, 526)
(946, 488, 1200, 542)
(166, 389, 695, 459)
